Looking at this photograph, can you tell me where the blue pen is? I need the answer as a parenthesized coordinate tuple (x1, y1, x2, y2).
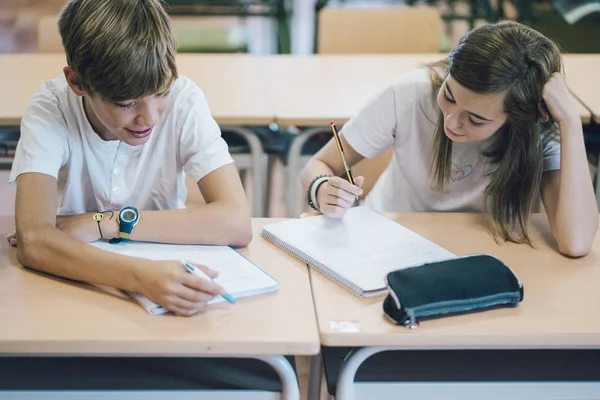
(183, 262, 236, 304)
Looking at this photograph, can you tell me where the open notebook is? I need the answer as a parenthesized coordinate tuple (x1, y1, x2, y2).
(91, 241, 279, 315)
(262, 206, 455, 297)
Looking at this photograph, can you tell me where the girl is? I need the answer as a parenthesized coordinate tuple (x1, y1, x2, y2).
(301, 21, 597, 256)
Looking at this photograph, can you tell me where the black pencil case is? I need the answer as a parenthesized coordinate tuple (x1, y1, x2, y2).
(383, 254, 523, 328)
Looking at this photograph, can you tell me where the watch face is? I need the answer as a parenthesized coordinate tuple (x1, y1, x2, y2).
(121, 209, 137, 223)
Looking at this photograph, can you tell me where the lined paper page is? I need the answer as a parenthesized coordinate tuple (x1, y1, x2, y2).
(263, 206, 454, 293)
(91, 242, 279, 311)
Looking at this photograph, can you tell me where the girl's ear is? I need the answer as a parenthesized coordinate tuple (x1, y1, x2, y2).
(538, 99, 550, 123)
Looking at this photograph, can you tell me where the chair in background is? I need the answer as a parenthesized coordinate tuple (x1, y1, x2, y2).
(164, 0, 290, 54)
(0, 127, 19, 167)
(353, 147, 394, 201)
(288, 128, 394, 216)
(144, 127, 265, 215)
(283, 5, 442, 216)
(37, 14, 63, 53)
(316, 6, 442, 54)
(170, 16, 249, 53)
(37, 14, 249, 53)
(221, 127, 266, 217)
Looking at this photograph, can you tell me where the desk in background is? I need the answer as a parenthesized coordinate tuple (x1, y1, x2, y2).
(0, 217, 319, 400)
(563, 54, 600, 124)
(0, 53, 273, 216)
(260, 54, 445, 217)
(308, 213, 600, 399)
(260, 54, 593, 128)
(1, 53, 598, 217)
(562, 54, 600, 210)
(259, 54, 593, 216)
(260, 54, 444, 127)
(0, 54, 274, 127)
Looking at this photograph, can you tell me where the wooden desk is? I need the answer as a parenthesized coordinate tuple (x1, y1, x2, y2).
(260, 54, 444, 126)
(0, 217, 318, 399)
(563, 54, 600, 124)
(259, 54, 591, 126)
(177, 54, 273, 126)
(0, 54, 274, 126)
(309, 213, 600, 398)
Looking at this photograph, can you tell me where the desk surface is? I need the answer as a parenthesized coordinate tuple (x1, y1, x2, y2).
(260, 54, 591, 126)
(1, 53, 594, 127)
(0, 217, 319, 356)
(310, 213, 600, 348)
(0, 54, 274, 126)
(563, 54, 600, 124)
(260, 54, 443, 126)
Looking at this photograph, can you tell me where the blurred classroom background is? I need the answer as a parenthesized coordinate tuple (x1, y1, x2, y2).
(1, 0, 599, 220)
(1, 2, 599, 398)
(3, 0, 600, 54)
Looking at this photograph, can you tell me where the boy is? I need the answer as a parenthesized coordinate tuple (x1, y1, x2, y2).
(9, 0, 252, 316)
(3, 0, 291, 393)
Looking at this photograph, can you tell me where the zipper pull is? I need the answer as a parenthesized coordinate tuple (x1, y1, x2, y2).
(405, 310, 419, 329)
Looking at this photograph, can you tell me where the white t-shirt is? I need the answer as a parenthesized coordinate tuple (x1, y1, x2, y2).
(342, 68, 561, 213)
(10, 74, 233, 215)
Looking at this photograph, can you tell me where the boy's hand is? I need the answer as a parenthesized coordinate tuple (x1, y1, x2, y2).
(5, 234, 224, 316)
(137, 260, 225, 316)
(317, 176, 364, 218)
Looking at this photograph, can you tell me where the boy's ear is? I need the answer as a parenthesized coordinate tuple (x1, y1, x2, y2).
(63, 66, 86, 97)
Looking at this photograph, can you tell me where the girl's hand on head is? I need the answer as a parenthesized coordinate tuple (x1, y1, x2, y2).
(540, 73, 580, 127)
(316, 176, 364, 218)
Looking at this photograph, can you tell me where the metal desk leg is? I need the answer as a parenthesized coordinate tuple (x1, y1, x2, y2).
(596, 154, 600, 211)
(308, 353, 323, 400)
(255, 355, 300, 400)
(335, 346, 391, 400)
(222, 126, 266, 217)
(286, 127, 328, 217)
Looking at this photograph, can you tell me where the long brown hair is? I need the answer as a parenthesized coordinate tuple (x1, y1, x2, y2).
(428, 21, 562, 245)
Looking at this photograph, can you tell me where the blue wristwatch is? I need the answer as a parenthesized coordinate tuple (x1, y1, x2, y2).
(116, 206, 139, 240)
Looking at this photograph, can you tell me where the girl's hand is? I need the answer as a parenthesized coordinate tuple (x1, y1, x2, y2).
(316, 176, 364, 218)
(540, 73, 580, 127)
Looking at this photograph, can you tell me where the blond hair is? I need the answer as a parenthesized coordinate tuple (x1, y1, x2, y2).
(58, 0, 178, 101)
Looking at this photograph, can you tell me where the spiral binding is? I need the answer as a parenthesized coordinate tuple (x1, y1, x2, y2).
(261, 228, 365, 297)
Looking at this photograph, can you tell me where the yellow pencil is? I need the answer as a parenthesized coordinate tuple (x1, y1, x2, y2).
(330, 120, 355, 185)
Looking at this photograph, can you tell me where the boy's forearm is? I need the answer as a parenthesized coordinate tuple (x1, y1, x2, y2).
(109, 204, 252, 246)
(17, 225, 143, 292)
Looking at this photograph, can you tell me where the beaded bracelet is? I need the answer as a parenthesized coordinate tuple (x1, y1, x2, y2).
(307, 174, 331, 211)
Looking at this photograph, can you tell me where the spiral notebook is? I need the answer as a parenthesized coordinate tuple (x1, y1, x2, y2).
(91, 241, 279, 315)
(262, 206, 455, 297)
